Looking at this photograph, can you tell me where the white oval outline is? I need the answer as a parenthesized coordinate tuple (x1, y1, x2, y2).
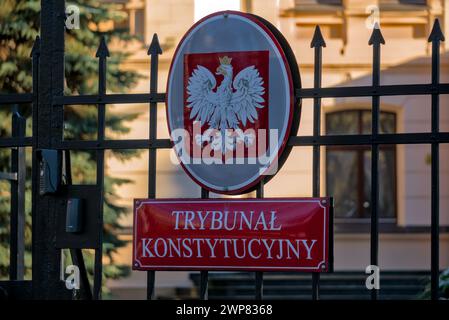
(167, 13, 291, 192)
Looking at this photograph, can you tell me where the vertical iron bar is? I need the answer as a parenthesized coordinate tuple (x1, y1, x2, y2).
(311, 26, 325, 301)
(201, 188, 209, 199)
(430, 143, 439, 300)
(93, 126, 105, 299)
(199, 271, 209, 300)
(428, 19, 444, 300)
(10, 107, 19, 280)
(16, 112, 26, 281)
(30, 36, 40, 145)
(312, 30, 323, 197)
(65, 150, 93, 300)
(33, 0, 67, 299)
(200, 188, 209, 300)
(29, 35, 40, 290)
(368, 25, 384, 301)
(255, 272, 263, 300)
(93, 36, 109, 300)
(10, 110, 26, 280)
(255, 180, 264, 300)
(147, 34, 162, 300)
(370, 120, 379, 300)
(70, 249, 93, 300)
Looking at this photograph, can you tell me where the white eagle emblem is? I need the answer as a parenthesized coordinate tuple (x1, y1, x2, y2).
(186, 56, 265, 152)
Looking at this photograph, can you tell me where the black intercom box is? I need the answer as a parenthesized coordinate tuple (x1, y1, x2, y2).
(66, 198, 84, 233)
(37, 149, 62, 195)
(56, 185, 101, 249)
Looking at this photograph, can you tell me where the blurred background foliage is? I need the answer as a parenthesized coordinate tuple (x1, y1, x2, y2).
(0, 0, 144, 293)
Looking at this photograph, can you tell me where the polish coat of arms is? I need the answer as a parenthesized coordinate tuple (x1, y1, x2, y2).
(183, 51, 269, 157)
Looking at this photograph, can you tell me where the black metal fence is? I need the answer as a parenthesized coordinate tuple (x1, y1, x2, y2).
(0, 1, 447, 300)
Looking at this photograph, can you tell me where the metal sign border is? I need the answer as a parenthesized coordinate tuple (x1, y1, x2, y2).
(165, 11, 301, 195)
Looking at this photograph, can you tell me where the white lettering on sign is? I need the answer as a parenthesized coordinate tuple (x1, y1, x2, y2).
(171, 210, 282, 231)
(140, 237, 317, 261)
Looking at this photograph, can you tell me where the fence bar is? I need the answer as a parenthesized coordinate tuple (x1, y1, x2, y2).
(30, 35, 40, 168)
(52, 93, 165, 105)
(255, 180, 264, 300)
(10, 110, 26, 280)
(50, 82, 449, 107)
(297, 83, 449, 99)
(199, 269, 209, 300)
(0, 172, 17, 181)
(289, 132, 449, 147)
(64, 151, 93, 300)
(32, 0, 67, 299)
(147, 34, 162, 300)
(29, 34, 40, 297)
(430, 144, 439, 300)
(0, 93, 33, 104)
(368, 25, 384, 300)
(92, 36, 109, 300)
(310, 25, 326, 301)
(199, 188, 209, 300)
(0, 137, 33, 148)
(50, 132, 449, 151)
(255, 272, 263, 300)
(54, 139, 171, 150)
(70, 249, 93, 300)
(428, 19, 444, 300)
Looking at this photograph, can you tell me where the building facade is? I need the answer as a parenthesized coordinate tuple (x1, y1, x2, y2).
(102, 0, 449, 299)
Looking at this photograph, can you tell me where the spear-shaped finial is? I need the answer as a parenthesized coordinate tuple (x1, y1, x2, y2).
(368, 23, 385, 46)
(147, 33, 162, 56)
(428, 18, 445, 43)
(30, 36, 41, 58)
(95, 36, 110, 58)
(96, 36, 109, 95)
(310, 26, 326, 48)
(369, 23, 384, 89)
(148, 33, 162, 55)
(148, 33, 162, 94)
(429, 19, 445, 86)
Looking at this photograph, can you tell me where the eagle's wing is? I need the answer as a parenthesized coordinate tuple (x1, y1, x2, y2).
(186, 65, 218, 126)
(230, 66, 265, 127)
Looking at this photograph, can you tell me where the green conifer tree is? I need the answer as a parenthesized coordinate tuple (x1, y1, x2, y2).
(0, 0, 143, 292)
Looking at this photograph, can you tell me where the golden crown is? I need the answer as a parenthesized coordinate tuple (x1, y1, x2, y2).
(219, 56, 232, 65)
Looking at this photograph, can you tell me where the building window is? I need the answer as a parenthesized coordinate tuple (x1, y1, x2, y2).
(280, 0, 343, 17)
(294, 0, 342, 6)
(113, 0, 145, 41)
(326, 110, 397, 220)
(290, 0, 343, 10)
(380, 0, 426, 6)
(133, 8, 145, 41)
(379, 0, 427, 10)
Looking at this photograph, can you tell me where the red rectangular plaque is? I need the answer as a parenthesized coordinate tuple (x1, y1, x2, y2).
(133, 198, 332, 272)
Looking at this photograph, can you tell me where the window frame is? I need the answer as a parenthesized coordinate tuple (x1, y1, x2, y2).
(325, 109, 398, 223)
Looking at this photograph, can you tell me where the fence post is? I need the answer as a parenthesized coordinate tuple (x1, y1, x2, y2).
(368, 24, 384, 301)
(147, 33, 162, 300)
(310, 25, 326, 301)
(255, 180, 264, 300)
(92, 36, 109, 300)
(428, 19, 444, 301)
(10, 109, 26, 280)
(200, 188, 209, 300)
(32, 0, 67, 299)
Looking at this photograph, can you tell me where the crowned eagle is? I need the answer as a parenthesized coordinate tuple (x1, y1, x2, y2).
(186, 56, 265, 152)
